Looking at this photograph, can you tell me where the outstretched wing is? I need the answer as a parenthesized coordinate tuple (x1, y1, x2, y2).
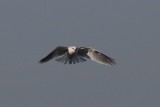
(87, 48, 116, 65)
(78, 47, 116, 65)
(39, 46, 68, 63)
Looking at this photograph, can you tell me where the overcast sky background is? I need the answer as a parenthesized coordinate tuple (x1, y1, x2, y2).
(0, 0, 160, 107)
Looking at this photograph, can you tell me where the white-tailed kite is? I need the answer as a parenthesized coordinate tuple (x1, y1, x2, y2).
(39, 46, 116, 66)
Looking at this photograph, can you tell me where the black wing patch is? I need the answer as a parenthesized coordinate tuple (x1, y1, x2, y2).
(77, 47, 90, 59)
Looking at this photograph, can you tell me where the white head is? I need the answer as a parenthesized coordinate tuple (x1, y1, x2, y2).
(68, 46, 76, 54)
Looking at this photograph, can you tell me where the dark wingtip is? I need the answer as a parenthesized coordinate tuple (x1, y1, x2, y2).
(39, 60, 44, 64)
(109, 58, 116, 65)
(39, 58, 46, 64)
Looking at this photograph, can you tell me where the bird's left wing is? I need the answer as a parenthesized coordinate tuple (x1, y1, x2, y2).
(39, 46, 68, 63)
(87, 48, 116, 65)
(78, 47, 116, 65)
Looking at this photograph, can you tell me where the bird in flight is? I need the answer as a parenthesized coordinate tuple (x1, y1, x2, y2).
(39, 46, 116, 66)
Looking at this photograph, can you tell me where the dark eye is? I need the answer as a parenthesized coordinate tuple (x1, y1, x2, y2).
(95, 50, 100, 54)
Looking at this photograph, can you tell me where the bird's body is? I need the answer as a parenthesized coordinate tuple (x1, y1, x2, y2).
(39, 46, 116, 66)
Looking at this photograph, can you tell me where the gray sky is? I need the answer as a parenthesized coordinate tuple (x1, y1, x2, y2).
(0, 0, 160, 107)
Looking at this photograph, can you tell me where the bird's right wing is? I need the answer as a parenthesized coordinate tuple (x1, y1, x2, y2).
(39, 46, 68, 63)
